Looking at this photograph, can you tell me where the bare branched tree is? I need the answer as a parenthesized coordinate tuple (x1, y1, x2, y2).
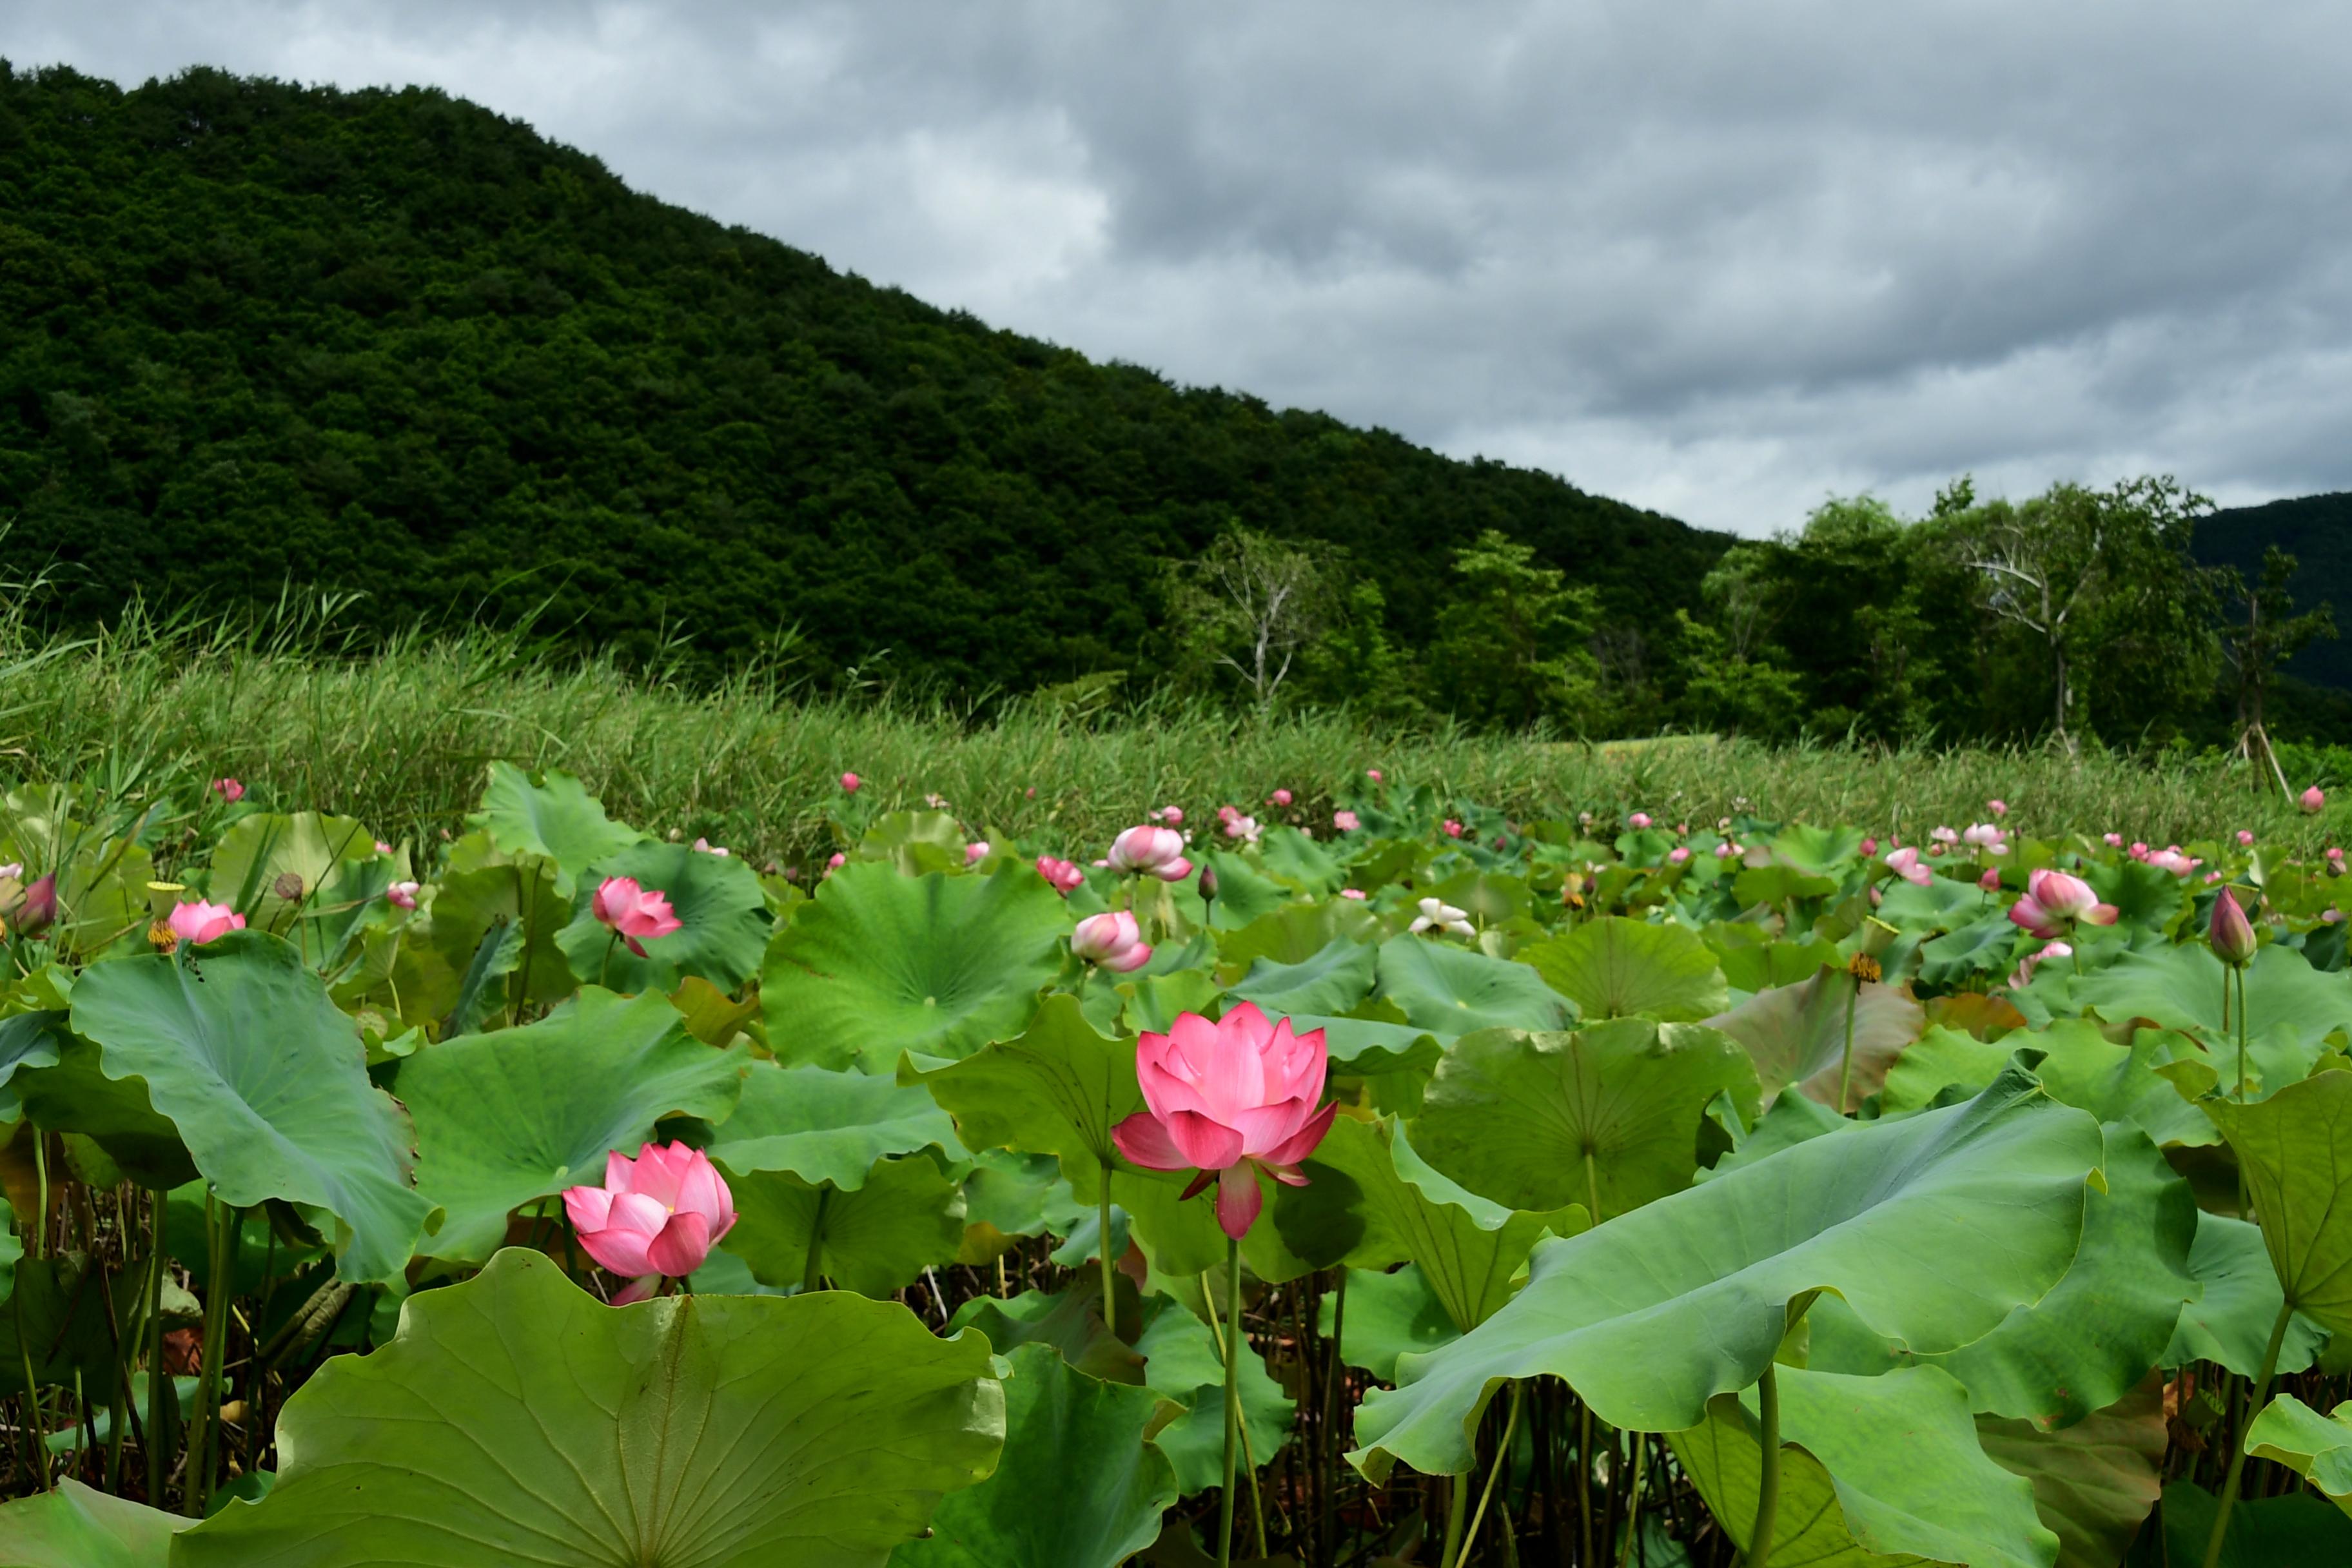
(1163, 527, 1342, 706)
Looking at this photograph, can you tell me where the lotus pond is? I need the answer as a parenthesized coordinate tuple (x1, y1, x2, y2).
(1, 769, 2351, 1566)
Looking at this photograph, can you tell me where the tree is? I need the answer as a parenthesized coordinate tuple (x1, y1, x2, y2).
(1427, 529, 1602, 730)
(1161, 526, 1343, 707)
(2222, 546, 2336, 797)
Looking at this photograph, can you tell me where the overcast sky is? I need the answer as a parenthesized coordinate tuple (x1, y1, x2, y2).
(8, 1, 2349, 536)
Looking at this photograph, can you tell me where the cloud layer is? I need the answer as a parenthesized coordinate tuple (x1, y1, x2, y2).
(8, 0, 2348, 533)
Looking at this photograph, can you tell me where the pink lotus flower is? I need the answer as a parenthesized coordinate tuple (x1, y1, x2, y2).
(2237, 830, 2255, 847)
(1443, 819, 1464, 838)
(1223, 814, 1262, 844)
(1340, 888, 1367, 900)
(375, 840, 393, 856)
(1108, 825, 1191, 882)
(1859, 837, 1878, 856)
(592, 877, 683, 956)
(1629, 812, 1653, 830)
(693, 838, 730, 857)
(1883, 846, 1932, 886)
(1716, 841, 1739, 859)
(1150, 805, 1184, 826)
(386, 881, 420, 911)
(1269, 789, 1294, 807)
(1112, 1003, 1336, 1239)
(2009, 940, 2072, 991)
(563, 1142, 737, 1304)
(1988, 799, 2008, 818)
(210, 778, 244, 803)
(1930, 825, 1959, 845)
(2329, 846, 2346, 867)
(1668, 846, 1692, 865)
(168, 900, 246, 946)
(1333, 810, 1361, 832)
(2304, 786, 2327, 814)
(2130, 842, 2150, 859)
(2104, 832, 2124, 847)
(839, 772, 861, 794)
(2147, 847, 2199, 876)
(965, 841, 990, 866)
(827, 852, 847, 870)
(1037, 856, 1086, 894)
(1963, 823, 2008, 852)
(1979, 868, 2001, 891)
(1072, 911, 1152, 972)
(1365, 769, 1383, 783)
(2008, 869, 2119, 938)
(15, 875, 55, 937)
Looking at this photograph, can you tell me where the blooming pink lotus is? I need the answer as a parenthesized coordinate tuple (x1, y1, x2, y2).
(562, 1142, 736, 1304)
(1668, 846, 1692, 865)
(1112, 1003, 1336, 1238)
(374, 840, 393, 856)
(592, 877, 682, 956)
(2104, 832, 2124, 847)
(1269, 789, 1294, 807)
(2008, 869, 2119, 939)
(693, 837, 730, 858)
(1150, 805, 1185, 827)
(2304, 786, 2327, 814)
(839, 772, 861, 794)
(1883, 846, 1932, 887)
(210, 778, 244, 803)
(1108, 825, 1191, 882)
(1963, 823, 2008, 852)
(1340, 888, 1367, 900)
(1930, 826, 1959, 845)
(2236, 830, 2255, 847)
(1333, 810, 1360, 832)
(2146, 847, 2199, 876)
(1072, 910, 1152, 972)
(168, 899, 245, 946)
(1988, 799, 2008, 818)
(1629, 812, 1653, 830)
(1443, 819, 1464, 838)
(386, 881, 420, 911)
(1223, 814, 1262, 843)
(965, 841, 990, 865)
(1037, 856, 1086, 894)
(2009, 939, 2072, 991)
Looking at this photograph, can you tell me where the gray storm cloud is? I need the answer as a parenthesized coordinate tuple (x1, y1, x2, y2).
(6, 0, 2347, 533)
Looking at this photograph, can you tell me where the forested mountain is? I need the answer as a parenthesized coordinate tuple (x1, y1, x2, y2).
(0, 63, 1727, 692)
(2198, 492, 2352, 689)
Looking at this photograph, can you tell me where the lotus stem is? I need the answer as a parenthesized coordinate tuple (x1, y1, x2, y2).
(1749, 1361, 1782, 1568)
(1440, 1459, 1471, 1568)
(1836, 972, 1859, 1114)
(801, 1186, 831, 1295)
(1618, 1431, 1649, 1568)
(1578, 1400, 1597, 1565)
(30, 1122, 46, 1259)
(14, 1292, 44, 1490)
(1097, 1165, 1119, 1339)
(1456, 1379, 1524, 1568)
(1218, 1236, 1243, 1567)
(2204, 1299, 2295, 1568)
(144, 1205, 167, 1508)
(186, 1195, 240, 1517)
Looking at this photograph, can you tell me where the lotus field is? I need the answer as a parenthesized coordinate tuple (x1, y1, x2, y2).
(6, 766, 2352, 1565)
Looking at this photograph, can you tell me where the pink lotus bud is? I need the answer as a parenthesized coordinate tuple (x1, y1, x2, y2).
(1883, 847, 1932, 886)
(1035, 856, 1085, 895)
(1026, 787, 1037, 798)
(2237, 830, 2255, 847)
(2304, 786, 2327, 814)
(827, 852, 847, 869)
(386, 881, 420, 911)
(1333, 810, 1360, 832)
(210, 778, 244, 803)
(592, 877, 683, 957)
(1859, 837, 1878, 856)
(1108, 825, 1188, 879)
(839, 772, 861, 794)
(1668, 847, 1692, 865)
(12, 874, 57, 937)
(1988, 799, 2007, 817)
(2130, 842, 2150, 859)
(1198, 865, 1220, 902)
(965, 841, 990, 865)
(1113, 1004, 1335, 1239)
(2104, 832, 2124, 847)
(1979, 868, 2001, 891)
(1365, 769, 1383, 783)
(1340, 888, 1366, 900)
(1148, 805, 1184, 827)
(2210, 887, 2257, 966)
(2146, 848, 2197, 875)
(1269, 789, 1293, 807)
(1629, 812, 1653, 830)
(1443, 819, 1464, 838)
(562, 1142, 736, 1299)
(692, 838, 730, 857)
(168, 899, 245, 946)
(375, 840, 393, 856)
(1072, 911, 1152, 972)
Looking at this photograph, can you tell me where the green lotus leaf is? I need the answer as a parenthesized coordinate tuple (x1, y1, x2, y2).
(958, 1150, 1065, 1253)
(206, 811, 379, 931)
(765, 861, 1069, 1072)
(1197, 852, 1291, 930)
(469, 761, 643, 896)
(1520, 917, 1729, 1023)
(1226, 937, 1377, 1018)
(395, 988, 749, 1262)
(892, 1340, 1177, 1567)
(1917, 913, 2026, 990)
(1136, 1295, 1295, 1496)
(1257, 827, 1347, 895)
(1876, 872, 1990, 928)
(11, 1023, 195, 1189)
(1669, 1365, 2059, 1568)
(2083, 857, 2190, 932)
(1409, 1019, 1762, 1222)
(1350, 1068, 2102, 1479)
(176, 1249, 1003, 1567)
(1705, 966, 1924, 1112)
(397, 859, 575, 1033)
(0, 1479, 192, 1566)
(946, 1278, 1146, 1385)
(2072, 943, 2352, 1059)
(720, 1153, 966, 1296)
(1319, 1264, 1458, 1382)
(1977, 1376, 2166, 1568)
(66, 932, 432, 1284)
(2245, 1393, 2352, 1519)
(2156, 1478, 2352, 1565)
(1807, 1124, 2197, 1426)
(1707, 931, 1842, 995)
(1880, 1024, 2015, 1115)
(707, 1059, 963, 1191)
(1430, 870, 1533, 928)
(1732, 863, 1839, 908)
(2164, 1210, 2327, 1376)
(0, 1251, 125, 1395)
(902, 994, 1141, 1192)
(2207, 1068, 2352, 1333)
(1373, 936, 1571, 1035)
(558, 839, 770, 995)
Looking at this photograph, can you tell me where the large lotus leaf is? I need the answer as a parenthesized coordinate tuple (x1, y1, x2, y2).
(1135, 1295, 1295, 1496)
(1409, 1019, 1761, 1222)
(1880, 1024, 2013, 1115)
(1669, 1364, 2058, 1568)
(1226, 937, 1377, 1018)
(207, 811, 378, 930)
(398, 859, 574, 1033)
(1196, 851, 1290, 931)
(0, 1007, 62, 1126)
(0, 1251, 124, 1395)
(1771, 823, 1866, 875)
(10, 1024, 195, 1189)
(903, 994, 1142, 1194)
(469, 761, 643, 896)
(1977, 1376, 2166, 1568)
(2207, 1068, 2352, 1333)
(1876, 872, 1989, 928)
(892, 1341, 1176, 1567)
(2071, 942, 2352, 1057)
(65, 932, 431, 1284)
(46, 839, 157, 961)
(709, 1060, 963, 1191)
(1216, 901, 1378, 970)
(1708, 931, 1843, 996)
(2083, 858, 2190, 933)
(0, 1479, 191, 1565)
(765, 862, 1068, 1072)
(1520, 917, 1729, 1023)
(720, 1154, 966, 1296)
(1282, 1012, 1447, 1081)
(1705, 966, 1925, 1112)
(1806, 1125, 2196, 1426)
(558, 840, 769, 994)
(946, 1279, 1146, 1386)
(1882, 1021, 2214, 1149)
(395, 988, 749, 1262)
(1917, 912, 2026, 990)
(1271, 1115, 1583, 1334)
(177, 1249, 1002, 1566)
(2164, 1210, 2326, 1376)
(1349, 1068, 2102, 1479)
(1318, 1264, 1458, 1382)
(1257, 827, 1348, 895)
(1373, 936, 1571, 1035)
(2245, 1393, 2352, 1518)
(2156, 1478, 2352, 1565)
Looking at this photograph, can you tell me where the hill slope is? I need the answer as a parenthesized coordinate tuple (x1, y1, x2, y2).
(0, 63, 1729, 691)
(2197, 491, 2352, 689)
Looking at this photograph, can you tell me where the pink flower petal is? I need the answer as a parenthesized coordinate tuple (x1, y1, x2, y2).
(1112, 1111, 1191, 1171)
(645, 1210, 713, 1278)
(1215, 1165, 1263, 1239)
(1164, 1110, 1247, 1171)
(1260, 1101, 1339, 1168)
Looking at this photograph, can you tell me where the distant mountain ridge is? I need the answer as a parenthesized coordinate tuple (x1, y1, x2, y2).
(2197, 491, 2352, 689)
(0, 63, 1730, 692)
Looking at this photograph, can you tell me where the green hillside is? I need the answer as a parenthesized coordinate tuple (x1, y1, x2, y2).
(2198, 490, 2352, 689)
(0, 62, 1728, 692)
